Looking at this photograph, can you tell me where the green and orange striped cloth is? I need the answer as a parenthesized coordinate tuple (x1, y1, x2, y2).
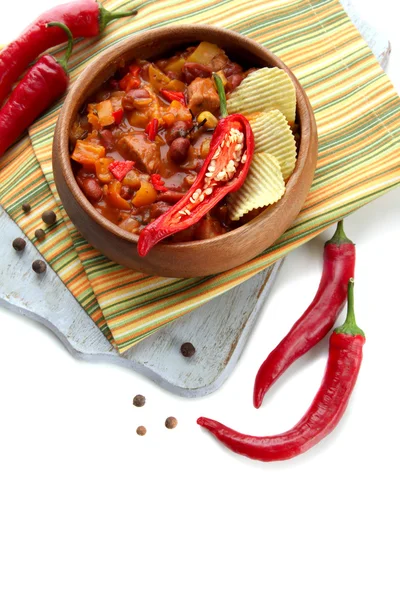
(1, 0, 400, 352)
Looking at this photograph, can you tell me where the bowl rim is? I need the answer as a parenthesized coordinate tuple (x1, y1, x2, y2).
(56, 24, 314, 251)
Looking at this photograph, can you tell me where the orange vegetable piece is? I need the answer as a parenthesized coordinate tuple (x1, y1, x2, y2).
(104, 180, 131, 210)
(95, 158, 114, 183)
(96, 100, 114, 127)
(71, 140, 105, 165)
(132, 181, 158, 207)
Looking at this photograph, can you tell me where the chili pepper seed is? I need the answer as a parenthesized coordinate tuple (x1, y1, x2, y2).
(32, 260, 46, 274)
(133, 394, 146, 407)
(180, 342, 196, 358)
(12, 237, 26, 252)
(22, 202, 31, 214)
(35, 228, 46, 241)
(42, 210, 57, 225)
(165, 417, 178, 429)
(136, 426, 147, 436)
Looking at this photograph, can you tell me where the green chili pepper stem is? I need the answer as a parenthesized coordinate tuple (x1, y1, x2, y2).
(326, 220, 354, 246)
(335, 279, 365, 338)
(47, 22, 74, 71)
(213, 72, 228, 118)
(98, 3, 138, 31)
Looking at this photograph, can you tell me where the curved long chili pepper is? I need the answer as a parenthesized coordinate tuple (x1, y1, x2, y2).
(137, 73, 254, 256)
(0, 0, 138, 107)
(198, 279, 365, 462)
(0, 23, 74, 158)
(253, 220, 355, 408)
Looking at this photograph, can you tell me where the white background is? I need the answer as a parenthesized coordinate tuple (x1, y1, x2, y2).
(0, 1, 399, 598)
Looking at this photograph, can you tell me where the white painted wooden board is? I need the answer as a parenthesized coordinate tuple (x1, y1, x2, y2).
(0, 0, 390, 397)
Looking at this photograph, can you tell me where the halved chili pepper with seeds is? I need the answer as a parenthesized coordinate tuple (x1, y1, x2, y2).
(138, 74, 254, 256)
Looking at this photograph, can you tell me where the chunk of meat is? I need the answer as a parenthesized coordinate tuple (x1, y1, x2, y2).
(182, 62, 212, 84)
(187, 77, 220, 116)
(117, 133, 161, 174)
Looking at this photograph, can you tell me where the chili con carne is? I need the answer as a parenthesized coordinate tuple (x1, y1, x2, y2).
(0, 23, 74, 158)
(254, 221, 355, 408)
(198, 279, 365, 462)
(0, 0, 137, 107)
(137, 74, 254, 256)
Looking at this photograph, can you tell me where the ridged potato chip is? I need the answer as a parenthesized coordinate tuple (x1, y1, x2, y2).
(227, 67, 296, 124)
(228, 152, 285, 221)
(248, 110, 297, 179)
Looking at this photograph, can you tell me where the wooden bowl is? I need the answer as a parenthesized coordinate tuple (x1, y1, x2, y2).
(53, 25, 317, 278)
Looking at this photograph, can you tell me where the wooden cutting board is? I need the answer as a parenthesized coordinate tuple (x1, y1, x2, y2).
(0, 0, 390, 397)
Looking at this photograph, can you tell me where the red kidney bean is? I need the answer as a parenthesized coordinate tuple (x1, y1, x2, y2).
(166, 70, 182, 81)
(194, 158, 204, 173)
(183, 62, 212, 84)
(99, 129, 115, 151)
(169, 137, 190, 164)
(151, 201, 173, 218)
(165, 120, 191, 145)
(120, 185, 132, 200)
(79, 177, 103, 202)
(157, 190, 185, 204)
(223, 62, 243, 77)
(122, 88, 151, 110)
(227, 73, 244, 91)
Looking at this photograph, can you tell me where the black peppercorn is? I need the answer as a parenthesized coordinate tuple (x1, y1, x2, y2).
(42, 210, 57, 225)
(165, 417, 178, 429)
(32, 259, 46, 274)
(136, 426, 147, 436)
(133, 394, 146, 407)
(180, 342, 195, 357)
(12, 237, 26, 252)
(35, 228, 46, 241)
(22, 202, 31, 214)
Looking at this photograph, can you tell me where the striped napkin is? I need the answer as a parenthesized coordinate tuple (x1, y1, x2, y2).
(1, 0, 399, 353)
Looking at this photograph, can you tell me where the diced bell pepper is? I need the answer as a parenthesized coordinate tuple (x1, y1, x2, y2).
(132, 181, 158, 207)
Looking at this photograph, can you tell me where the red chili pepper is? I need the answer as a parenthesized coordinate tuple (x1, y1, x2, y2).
(0, 23, 74, 158)
(129, 65, 141, 77)
(145, 118, 159, 142)
(112, 108, 124, 125)
(138, 74, 254, 256)
(198, 279, 365, 462)
(0, 1, 137, 107)
(150, 174, 168, 192)
(109, 160, 135, 182)
(160, 89, 186, 105)
(119, 73, 140, 92)
(253, 221, 355, 408)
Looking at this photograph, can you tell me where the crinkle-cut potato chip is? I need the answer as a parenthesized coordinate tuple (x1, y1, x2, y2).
(226, 67, 296, 124)
(228, 152, 285, 221)
(248, 110, 297, 180)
